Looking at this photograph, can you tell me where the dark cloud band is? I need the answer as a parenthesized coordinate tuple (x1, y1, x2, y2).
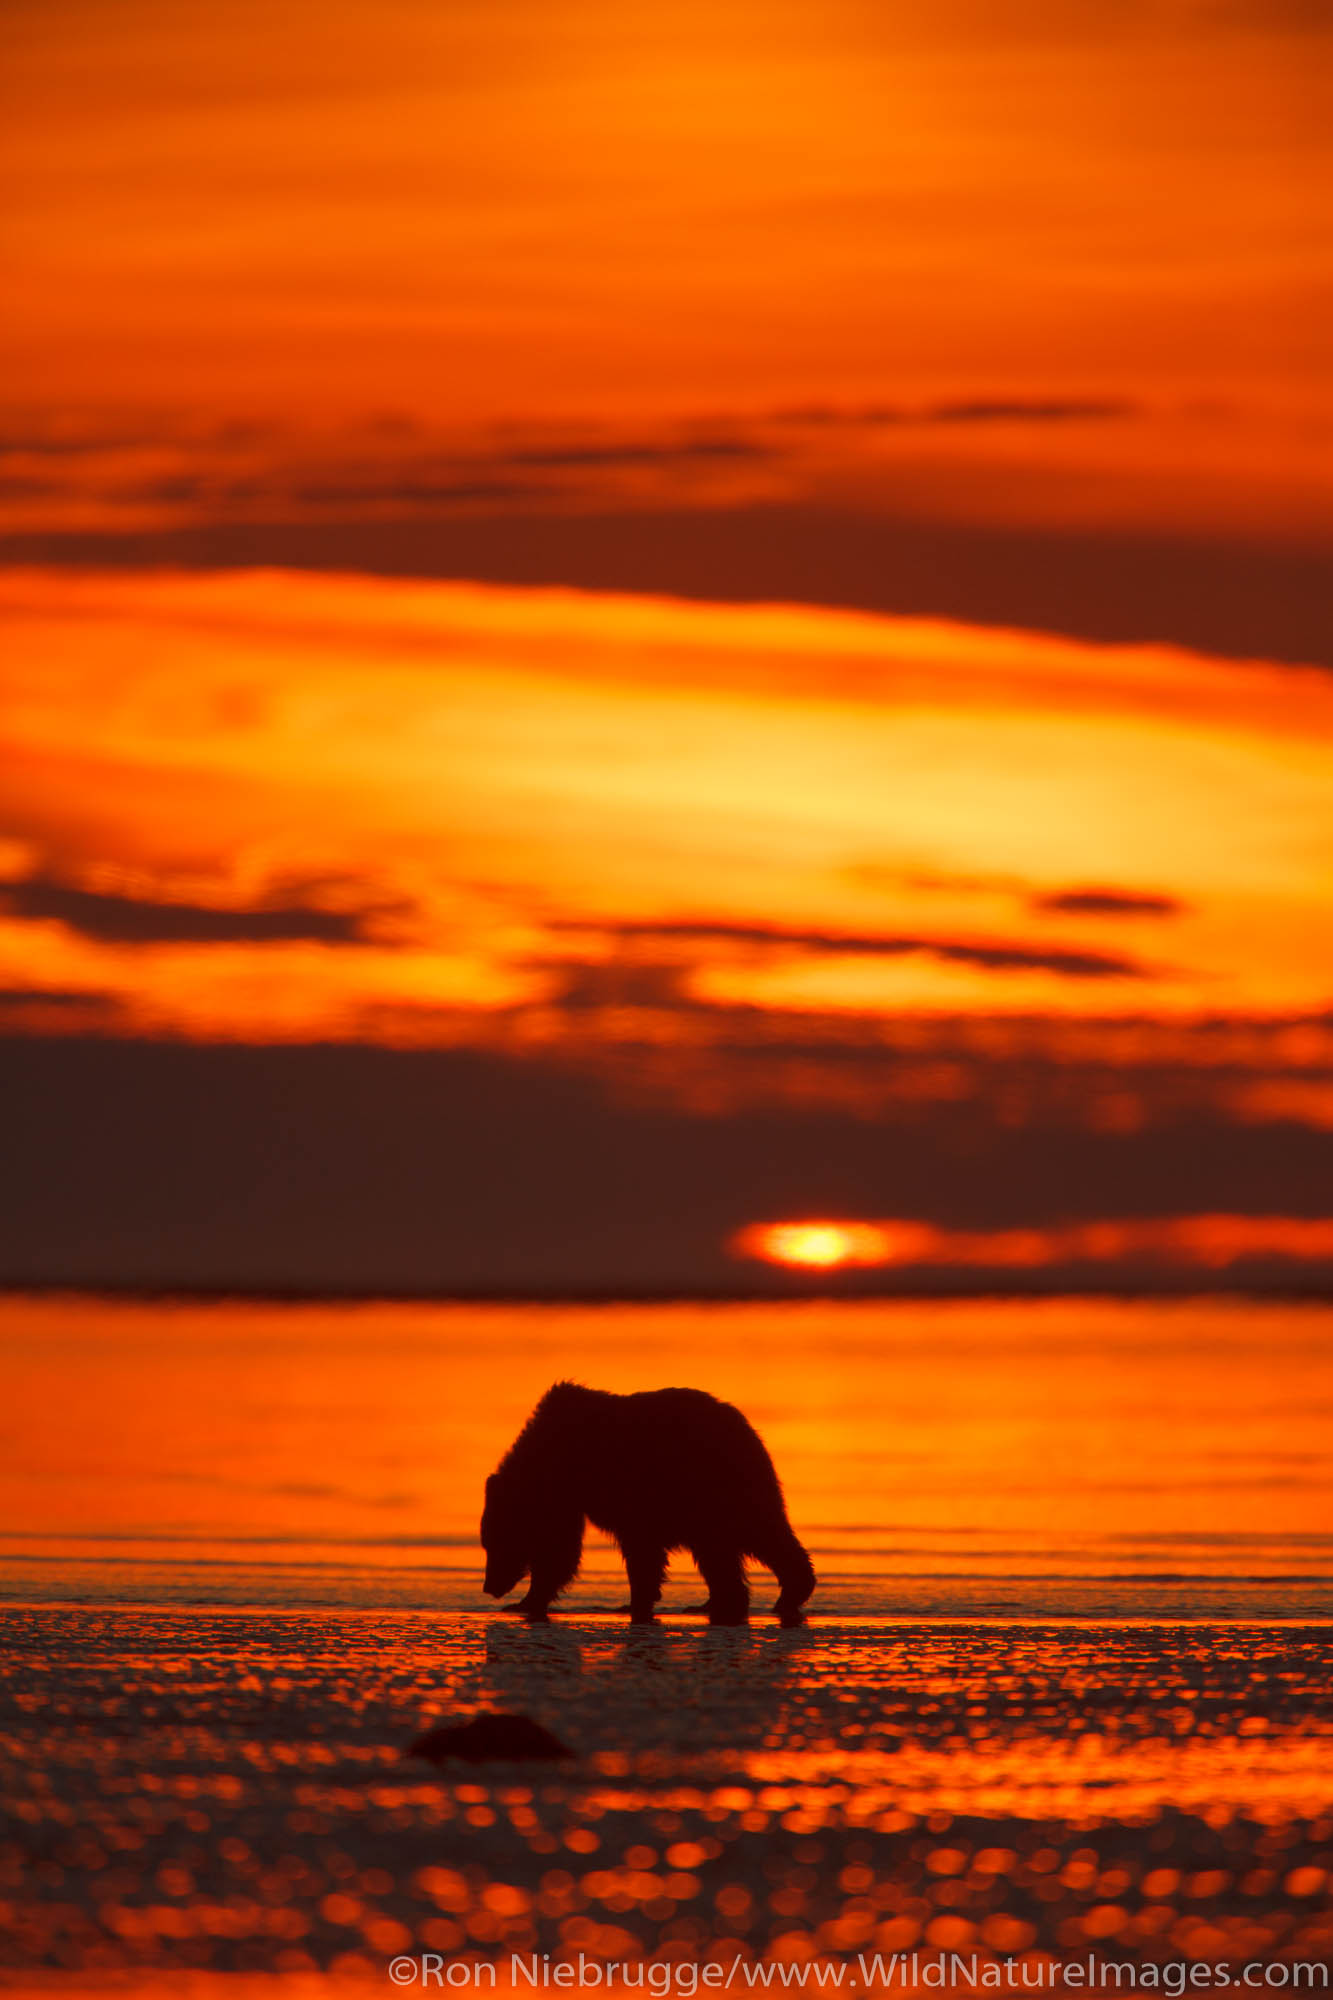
(3, 876, 373, 946)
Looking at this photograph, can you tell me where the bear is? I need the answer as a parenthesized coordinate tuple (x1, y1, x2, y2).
(480, 1381, 816, 1627)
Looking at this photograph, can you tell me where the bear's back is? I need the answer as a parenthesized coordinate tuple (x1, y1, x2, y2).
(575, 1385, 783, 1542)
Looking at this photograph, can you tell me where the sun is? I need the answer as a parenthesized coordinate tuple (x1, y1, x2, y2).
(731, 1219, 895, 1270)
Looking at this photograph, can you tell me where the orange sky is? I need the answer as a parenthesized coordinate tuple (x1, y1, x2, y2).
(2, 1, 1330, 1288)
(2, 0, 1329, 542)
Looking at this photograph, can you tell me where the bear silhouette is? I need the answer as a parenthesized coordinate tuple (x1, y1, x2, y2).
(480, 1381, 816, 1626)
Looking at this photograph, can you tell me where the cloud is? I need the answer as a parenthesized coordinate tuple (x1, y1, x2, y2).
(503, 437, 770, 469)
(284, 475, 546, 510)
(0, 987, 112, 1010)
(923, 398, 1137, 424)
(2, 567, 1330, 1048)
(5, 1034, 1333, 1292)
(0, 986, 124, 1033)
(533, 957, 694, 1012)
(1031, 887, 1185, 918)
(3, 874, 381, 946)
(5, 503, 1327, 671)
(0, 412, 785, 536)
(848, 863, 1189, 920)
(770, 399, 1141, 429)
(0, 393, 1200, 556)
(553, 918, 1151, 981)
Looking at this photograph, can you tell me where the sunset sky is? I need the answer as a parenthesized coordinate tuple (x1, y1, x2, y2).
(2, 0, 1330, 1290)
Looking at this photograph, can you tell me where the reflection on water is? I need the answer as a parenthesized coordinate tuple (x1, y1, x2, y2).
(4, 1294, 1332, 1980)
(2, 1608, 1331, 1977)
(2, 1294, 1332, 1617)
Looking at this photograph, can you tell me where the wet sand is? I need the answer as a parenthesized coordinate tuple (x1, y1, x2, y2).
(3, 1607, 1331, 1991)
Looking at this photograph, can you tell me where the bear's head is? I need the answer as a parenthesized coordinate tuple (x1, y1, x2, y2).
(480, 1471, 529, 1598)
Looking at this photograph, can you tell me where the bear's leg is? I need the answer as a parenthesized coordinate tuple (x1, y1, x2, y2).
(622, 1540, 668, 1623)
(520, 1558, 571, 1621)
(521, 1518, 585, 1621)
(754, 1524, 817, 1628)
(691, 1544, 750, 1626)
(518, 1573, 558, 1620)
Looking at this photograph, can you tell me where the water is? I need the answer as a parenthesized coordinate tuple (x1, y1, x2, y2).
(5, 1606, 1333, 1979)
(4, 1296, 1332, 1982)
(4, 1294, 1331, 1620)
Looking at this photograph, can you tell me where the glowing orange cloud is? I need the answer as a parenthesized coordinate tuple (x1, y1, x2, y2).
(734, 1215, 1333, 1272)
(2, 568, 1332, 1053)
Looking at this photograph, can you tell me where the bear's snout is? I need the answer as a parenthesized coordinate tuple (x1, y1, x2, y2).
(483, 1559, 525, 1598)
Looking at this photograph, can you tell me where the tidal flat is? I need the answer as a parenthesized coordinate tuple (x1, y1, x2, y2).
(2, 1607, 1331, 1990)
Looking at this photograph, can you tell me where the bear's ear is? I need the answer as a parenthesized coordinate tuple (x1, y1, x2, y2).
(484, 1473, 497, 1494)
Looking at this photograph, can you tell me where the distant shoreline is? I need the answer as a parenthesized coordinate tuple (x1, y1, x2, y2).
(4, 1276, 1332, 1305)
